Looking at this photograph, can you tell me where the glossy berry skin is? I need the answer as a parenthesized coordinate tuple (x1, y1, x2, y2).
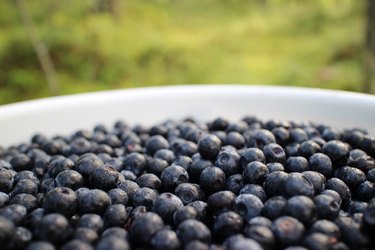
(0, 215, 15, 247)
(152, 193, 183, 224)
(54, 170, 83, 190)
(146, 135, 170, 155)
(320, 189, 342, 207)
(262, 196, 287, 220)
(25, 241, 56, 250)
(0, 168, 15, 192)
(284, 195, 317, 225)
(198, 135, 222, 160)
(10, 193, 38, 212)
(285, 156, 309, 173)
(10, 154, 32, 171)
(161, 165, 189, 191)
(285, 173, 315, 198)
(199, 167, 226, 194)
(309, 153, 333, 177)
(175, 183, 205, 205)
(10, 179, 38, 197)
(246, 129, 276, 149)
(34, 213, 71, 244)
(248, 216, 272, 228)
(101, 227, 128, 239)
(234, 194, 264, 220)
(89, 165, 119, 191)
(214, 149, 241, 176)
(225, 236, 263, 250)
(172, 156, 192, 170)
(309, 219, 341, 238)
(122, 152, 147, 176)
(154, 149, 176, 164)
(103, 204, 128, 228)
(302, 233, 332, 250)
(334, 166, 366, 191)
(243, 225, 275, 249)
(132, 187, 158, 210)
(213, 211, 244, 240)
(43, 187, 77, 218)
(108, 188, 128, 205)
(314, 194, 340, 220)
(77, 189, 111, 215)
(267, 162, 285, 173)
(77, 214, 104, 233)
(130, 212, 164, 247)
(289, 128, 308, 143)
(73, 227, 99, 245)
(225, 131, 245, 149)
(8, 226, 33, 250)
(302, 171, 326, 194)
(176, 219, 211, 245)
(0, 192, 9, 208)
(75, 154, 104, 180)
(272, 216, 306, 247)
(189, 157, 213, 183)
(226, 174, 244, 195)
(325, 178, 352, 208)
(356, 181, 374, 202)
(262, 143, 286, 164)
(147, 159, 169, 176)
(349, 155, 375, 172)
(239, 184, 267, 203)
(96, 236, 129, 250)
(334, 216, 370, 249)
(207, 191, 236, 215)
(184, 241, 209, 250)
(299, 140, 321, 158)
(322, 140, 349, 166)
(136, 173, 162, 190)
(264, 171, 288, 197)
(150, 228, 181, 250)
(243, 161, 269, 184)
(240, 148, 265, 169)
(48, 157, 74, 178)
(173, 206, 198, 225)
(272, 127, 290, 146)
(117, 180, 140, 203)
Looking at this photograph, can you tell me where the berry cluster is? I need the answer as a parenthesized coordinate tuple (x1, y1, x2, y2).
(0, 117, 374, 250)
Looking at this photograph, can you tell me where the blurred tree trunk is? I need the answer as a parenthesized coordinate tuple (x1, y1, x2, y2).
(364, 0, 375, 93)
(15, 0, 60, 95)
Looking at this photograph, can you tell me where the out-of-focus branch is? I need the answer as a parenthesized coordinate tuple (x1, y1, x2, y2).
(15, 0, 60, 95)
(364, 0, 375, 93)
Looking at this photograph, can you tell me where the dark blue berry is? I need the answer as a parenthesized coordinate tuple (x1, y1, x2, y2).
(117, 180, 140, 203)
(122, 152, 147, 176)
(314, 194, 340, 219)
(334, 166, 366, 191)
(263, 143, 286, 164)
(290, 128, 308, 143)
(267, 162, 285, 173)
(173, 206, 198, 225)
(214, 149, 240, 176)
(199, 167, 226, 194)
(309, 219, 340, 238)
(302, 171, 326, 194)
(10, 154, 32, 171)
(243, 161, 269, 184)
(262, 196, 287, 220)
(73, 227, 98, 245)
(77, 189, 111, 215)
(264, 171, 288, 197)
(0, 168, 15, 192)
(108, 188, 129, 205)
(240, 148, 265, 169)
(0, 215, 15, 247)
(213, 211, 244, 240)
(43, 187, 77, 217)
(272, 127, 290, 146)
(325, 178, 351, 208)
(285, 172, 315, 197)
(299, 140, 321, 158)
(103, 204, 128, 228)
(146, 135, 170, 155)
(150, 228, 181, 250)
(225, 131, 245, 149)
(152, 193, 183, 224)
(10, 193, 38, 212)
(175, 183, 205, 205)
(161, 165, 189, 191)
(226, 174, 244, 194)
(207, 191, 235, 215)
(285, 156, 309, 173)
(284, 195, 317, 225)
(130, 212, 164, 247)
(243, 225, 275, 249)
(197, 135, 222, 160)
(34, 213, 72, 244)
(76, 213, 104, 233)
(239, 184, 267, 203)
(26, 241, 55, 250)
(356, 181, 374, 202)
(136, 173, 161, 190)
(272, 216, 306, 247)
(322, 140, 349, 166)
(133, 187, 158, 210)
(54, 170, 83, 190)
(176, 219, 211, 244)
(234, 194, 263, 220)
(246, 129, 276, 148)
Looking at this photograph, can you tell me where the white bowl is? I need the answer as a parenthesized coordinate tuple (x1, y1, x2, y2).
(1, 85, 375, 147)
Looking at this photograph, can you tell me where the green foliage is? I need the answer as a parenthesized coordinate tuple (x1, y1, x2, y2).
(0, 0, 366, 104)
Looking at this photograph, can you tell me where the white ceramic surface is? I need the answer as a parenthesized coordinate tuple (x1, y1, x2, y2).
(1, 85, 375, 147)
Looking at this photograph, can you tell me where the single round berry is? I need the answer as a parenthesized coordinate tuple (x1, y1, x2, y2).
(199, 167, 226, 194)
(243, 161, 269, 184)
(43, 187, 77, 218)
(34, 213, 71, 244)
(234, 194, 264, 220)
(175, 183, 205, 205)
(262, 143, 286, 164)
(213, 211, 244, 240)
(285, 173, 315, 198)
(161, 165, 189, 191)
(285, 156, 309, 173)
(130, 212, 164, 247)
(152, 193, 183, 224)
(322, 140, 349, 166)
(150, 228, 181, 250)
(176, 219, 211, 245)
(272, 216, 306, 247)
(214, 149, 241, 176)
(197, 135, 222, 160)
(240, 148, 265, 169)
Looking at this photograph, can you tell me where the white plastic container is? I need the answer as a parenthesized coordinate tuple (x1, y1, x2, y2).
(1, 85, 375, 147)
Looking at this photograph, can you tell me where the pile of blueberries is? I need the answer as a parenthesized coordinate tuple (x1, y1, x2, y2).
(0, 116, 374, 250)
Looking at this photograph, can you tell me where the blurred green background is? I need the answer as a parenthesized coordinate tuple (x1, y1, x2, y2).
(0, 0, 373, 105)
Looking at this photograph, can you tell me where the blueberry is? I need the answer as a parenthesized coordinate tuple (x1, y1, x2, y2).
(102, 227, 128, 239)
(357, 181, 374, 202)
(267, 162, 285, 173)
(322, 140, 349, 166)
(285, 156, 309, 173)
(76, 214, 104, 233)
(77, 189, 111, 215)
(239, 184, 267, 203)
(75, 154, 104, 180)
(130, 212, 164, 247)
(10, 178, 38, 197)
(173, 206, 198, 225)
(0, 168, 14, 192)
(26, 241, 56, 250)
(89, 164, 119, 191)
(264, 171, 288, 197)
(147, 158, 169, 176)
(285, 172, 315, 197)
(320, 189, 342, 207)
(133, 187, 158, 210)
(214, 149, 240, 176)
(334, 166, 366, 190)
(248, 216, 272, 227)
(8, 226, 33, 250)
(207, 191, 235, 215)
(187, 201, 208, 222)
(152, 193, 183, 224)
(0, 215, 15, 247)
(150, 228, 181, 250)
(309, 153, 332, 177)
(122, 153, 147, 176)
(136, 173, 162, 190)
(349, 155, 375, 173)
(199, 167, 226, 194)
(348, 200, 368, 214)
(262, 196, 287, 220)
(170, 139, 197, 157)
(314, 194, 340, 220)
(0, 192, 9, 208)
(213, 211, 244, 240)
(175, 183, 205, 205)
(210, 117, 229, 131)
(189, 157, 213, 183)
(197, 135, 222, 161)
(10, 153, 32, 171)
(225, 236, 263, 250)
(34, 213, 72, 244)
(96, 236, 129, 250)
(309, 219, 340, 238)
(325, 178, 351, 208)
(285, 143, 301, 157)
(172, 156, 192, 170)
(73, 227, 99, 244)
(225, 131, 245, 149)
(290, 128, 308, 143)
(240, 148, 265, 169)
(302, 171, 326, 194)
(146, 135, 170, 155)
(176, 219, 211, 244)
(161, 165, 189, 191)
(284, 195, 317, 225)
(298, 140, 321, 158)
(234, 194, 263, 220)
(367, 168, 375, 182)
(117, 180, 140, 203)
(243, 161, 269, 184)
(154, 149, 176, 164)
(243, 225, 275, 249)
(54, 170, 83, 190)
(272, 127, 290, 146)
(263, 143, 286, 164)
(184, 240, 209, 250)
(103, 204, 128, 228)
(48, 157, 74, 178)
(334, 216, 370, 249)
(43, 187, 77, 217)
(272, 216, 306, 247)
(108, 188, 129, 205)
(226, 174, 244, 194)
(10, 193, 38, 212)
(302, 233, 332, 250)
(246, 129, 276, 148)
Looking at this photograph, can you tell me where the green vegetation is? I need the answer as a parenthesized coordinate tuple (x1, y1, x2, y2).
(0, 0, 366, 104)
